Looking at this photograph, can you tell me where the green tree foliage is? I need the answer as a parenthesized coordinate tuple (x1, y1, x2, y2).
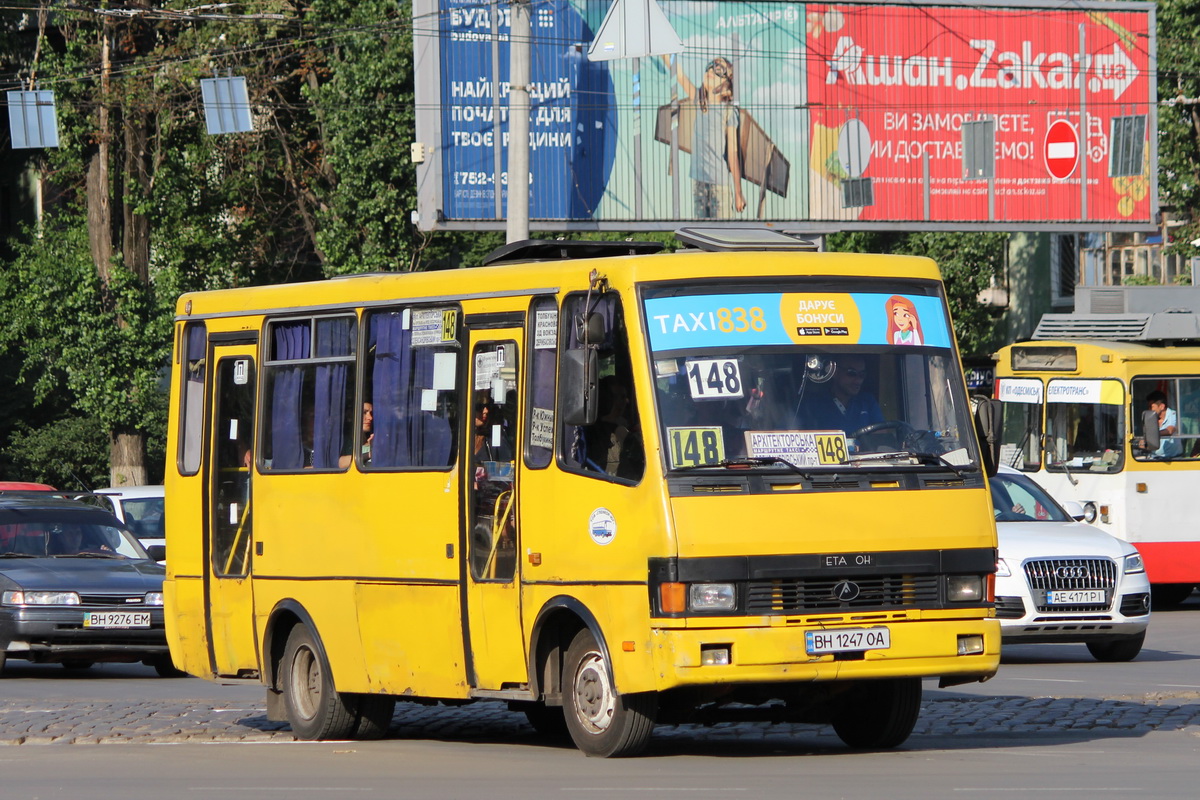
(827, 231, 1007, 356)
(1158, 0, 1200, 251)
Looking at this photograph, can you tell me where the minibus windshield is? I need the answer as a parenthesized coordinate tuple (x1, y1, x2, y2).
(643, 285, 978, 472)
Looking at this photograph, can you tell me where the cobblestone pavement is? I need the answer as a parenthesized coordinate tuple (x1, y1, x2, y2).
(2, 690, 1199, 747)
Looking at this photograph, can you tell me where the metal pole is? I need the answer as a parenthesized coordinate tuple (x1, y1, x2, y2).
(491, 0, 503, 220)
(633, 57, 643, 220)
(1079, 23, 1088, 221)
(506, 0, 531, 242)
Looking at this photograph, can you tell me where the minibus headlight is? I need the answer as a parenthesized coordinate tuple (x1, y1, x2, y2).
(2, 590, 81, 606)
(689, 583, 736, 612)
(946, 576, 984, 603)
(1123, 553, 1145, 575)
(995, 558, 1012, 578)
(1082, 502, 1098, 524)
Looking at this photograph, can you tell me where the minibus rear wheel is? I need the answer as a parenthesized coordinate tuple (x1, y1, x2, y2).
(562, 629, 656, 757)
(831, 677, 921, 749)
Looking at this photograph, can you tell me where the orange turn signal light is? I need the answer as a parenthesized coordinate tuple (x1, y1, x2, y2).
(659, 582, 686, 613)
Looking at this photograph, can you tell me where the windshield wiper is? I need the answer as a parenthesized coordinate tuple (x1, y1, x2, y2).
(0, 552, 36, 558)
(674, 456, 814, 478)
(53, 552, 120, 559)
(848, 450, 969, 476)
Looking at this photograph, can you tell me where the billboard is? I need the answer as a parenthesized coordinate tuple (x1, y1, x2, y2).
(412, 0, 1157, 231)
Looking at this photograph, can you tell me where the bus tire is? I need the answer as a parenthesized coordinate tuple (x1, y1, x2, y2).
(350, 694, 396, 740)
(281, 625, 357, 740)
(562, 628, 656, 757)
(831, 677, 922, 749)
(1086, 631, 1145, 663)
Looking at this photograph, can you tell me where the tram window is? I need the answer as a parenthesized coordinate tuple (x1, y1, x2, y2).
(1132, 377, 1200, 461)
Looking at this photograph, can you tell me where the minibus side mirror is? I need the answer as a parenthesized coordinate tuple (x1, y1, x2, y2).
(1141, 409, 1160, 452)
(559, 348, 598, 426)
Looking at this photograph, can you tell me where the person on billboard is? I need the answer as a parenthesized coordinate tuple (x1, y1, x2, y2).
(886, 295, 923, 346)
(664, 55, 747, 219)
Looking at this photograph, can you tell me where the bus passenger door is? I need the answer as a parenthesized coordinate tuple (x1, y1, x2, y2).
(464, 333, 526, 689)
(205, 343, 259, 677)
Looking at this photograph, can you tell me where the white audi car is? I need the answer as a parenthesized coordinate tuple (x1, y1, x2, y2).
(991, 466, 1151, 661)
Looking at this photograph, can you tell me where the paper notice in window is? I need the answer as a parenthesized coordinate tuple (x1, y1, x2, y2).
(421, 389, 437, 412)
(530, 407, 554, 449)
(433, 352, 456, 390)
(534, 308, 558, 349)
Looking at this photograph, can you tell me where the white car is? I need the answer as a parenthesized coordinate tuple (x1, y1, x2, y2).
(92, 486, 165, 562)
(991, 466, 1150, 661)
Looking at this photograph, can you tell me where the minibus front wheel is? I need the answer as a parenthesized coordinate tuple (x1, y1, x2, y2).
(562, 628, 656, 757)
(831, 677, 922, 749)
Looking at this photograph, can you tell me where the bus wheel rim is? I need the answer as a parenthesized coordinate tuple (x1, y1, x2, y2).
(572, 650, 615, 734)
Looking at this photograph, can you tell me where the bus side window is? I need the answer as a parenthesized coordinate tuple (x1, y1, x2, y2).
(559, 293, 644, 483)
(525, 297, 557, 469)
(262, 316, 357, 471)
(179, 322, 206, 475)
(362, 308, 458, 469)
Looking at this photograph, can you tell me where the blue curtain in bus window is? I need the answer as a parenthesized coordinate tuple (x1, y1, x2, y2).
(414, 349, 452, 466)
(313, 317, 352, 469)
(271, 322, 309, 470)
(371, 312, 413, 467)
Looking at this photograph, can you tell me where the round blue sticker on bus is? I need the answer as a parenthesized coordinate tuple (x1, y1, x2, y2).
(589, 508, 616, 546)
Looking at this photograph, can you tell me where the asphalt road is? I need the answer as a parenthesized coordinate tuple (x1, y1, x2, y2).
(0, 592, 1197, 799)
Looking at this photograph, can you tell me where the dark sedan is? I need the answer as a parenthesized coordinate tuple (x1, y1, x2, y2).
(0, 494, 175, 676)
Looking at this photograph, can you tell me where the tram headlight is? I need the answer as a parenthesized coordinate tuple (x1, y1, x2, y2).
(689, 583, 736, 612)
(1082, 501, 1098, 524)
(1123, 552, 1145, 575)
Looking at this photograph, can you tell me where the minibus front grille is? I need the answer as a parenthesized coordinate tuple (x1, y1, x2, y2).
(1023, 558, 1116, 612)
(745, 575, 940, 613)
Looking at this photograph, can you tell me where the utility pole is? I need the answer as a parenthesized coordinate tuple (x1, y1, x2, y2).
(505, 0, 530, 243)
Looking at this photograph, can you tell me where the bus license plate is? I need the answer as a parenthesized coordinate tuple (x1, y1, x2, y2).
(805, 627, 890, 656)
(1046, 590, 1106, 605)
(83, 611, 151, 629)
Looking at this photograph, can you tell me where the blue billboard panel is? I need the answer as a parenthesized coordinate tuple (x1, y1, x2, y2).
(439, 0, 616, 220)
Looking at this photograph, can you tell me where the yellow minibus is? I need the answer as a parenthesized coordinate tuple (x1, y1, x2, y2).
(993, 339, 1200, 606)
(165, 227, 999, 756)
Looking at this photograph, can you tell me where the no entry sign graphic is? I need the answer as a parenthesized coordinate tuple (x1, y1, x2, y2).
(1044, 120, 1080, 181)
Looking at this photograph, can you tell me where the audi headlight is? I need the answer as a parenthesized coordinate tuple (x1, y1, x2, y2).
(689, 583, 736, 612)
(2, 590, 81, 606)
(995, 558, 1012, 578)
(947, 576, 984, 602)
(1123, 553, 1145, 575)
(144, 592, 164, 606)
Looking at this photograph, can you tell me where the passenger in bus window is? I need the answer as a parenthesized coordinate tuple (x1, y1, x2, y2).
(1147, 390, 1182, 458)
(339, 402, 374, 469)
(796, 356, 883, 435)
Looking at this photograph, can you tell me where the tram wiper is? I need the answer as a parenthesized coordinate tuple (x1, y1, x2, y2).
(674, 456, 814, 478)
(847, 450, 968, 476)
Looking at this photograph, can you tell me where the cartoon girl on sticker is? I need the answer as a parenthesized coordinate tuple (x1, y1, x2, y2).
(886, 295, 923, 346)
